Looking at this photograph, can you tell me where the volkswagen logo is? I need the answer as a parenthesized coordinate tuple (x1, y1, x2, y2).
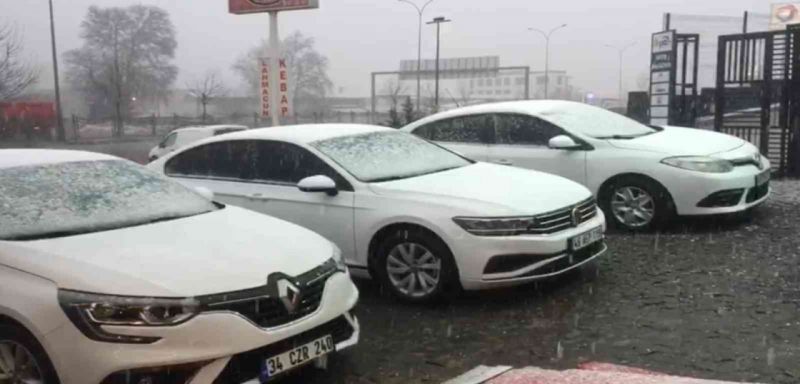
(570, 206, 581, 227)
(276, 279, 302, 314)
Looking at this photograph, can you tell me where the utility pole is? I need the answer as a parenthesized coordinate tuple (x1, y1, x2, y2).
(398, 0, 435, 112)
(48, 0, 65, 141)
(528, 24, 567, 99)
(605, 42, 636, 103)
(427, 16, 451, 111)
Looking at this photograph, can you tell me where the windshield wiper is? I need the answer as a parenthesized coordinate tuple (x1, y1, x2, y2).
(597, 132, 655, 140)
(369, 165, 464, 183)
(3, 230, 87, 241)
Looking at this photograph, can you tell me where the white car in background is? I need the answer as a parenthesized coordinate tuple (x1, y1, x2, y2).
(403, 101, 771, 231)
(149, 124, 248, 161)
(149, 125, 607, 303)
(0, 150, 359, 384)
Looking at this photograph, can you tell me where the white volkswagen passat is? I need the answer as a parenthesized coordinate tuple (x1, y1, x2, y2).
(0, 150, 359, 384)
(403, 100, 771, 231)
(148, 125, 607, 303)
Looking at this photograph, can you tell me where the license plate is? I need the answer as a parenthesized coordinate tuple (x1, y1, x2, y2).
(570, 226, 603, 251)
(755, 170, 770, 187)
(263, 335, 334, 378)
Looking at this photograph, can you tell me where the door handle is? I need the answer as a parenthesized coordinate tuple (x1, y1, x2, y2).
(494, 159, 514, 166)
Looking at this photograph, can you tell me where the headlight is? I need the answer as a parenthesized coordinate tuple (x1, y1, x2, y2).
(661, 156, 734, 173)
(330, 244, 348, 273)
(59, 290, 199, 344)
(453, 216, 534, 236)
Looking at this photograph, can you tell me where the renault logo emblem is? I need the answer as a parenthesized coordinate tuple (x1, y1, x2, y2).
(570, 206, 581, 227)
(277, 279, 302, 314)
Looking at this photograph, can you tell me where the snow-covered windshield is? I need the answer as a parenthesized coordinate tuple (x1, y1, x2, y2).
(0, 160, 216, 241)
(312, 131, 472, 182)
(538, 103, 657, 139)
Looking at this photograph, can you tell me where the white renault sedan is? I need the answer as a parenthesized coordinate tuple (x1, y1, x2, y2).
(0, 150, 358, 384)
(403, 101, 771, 231)
(149, 125, 607, 303)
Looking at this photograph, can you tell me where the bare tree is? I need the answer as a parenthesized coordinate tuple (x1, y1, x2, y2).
(65, 5, 178, 137)
(0, 23, 38, 101)
(187, 71, 227, 123)
(382, 78, 406, 111)
(456, 80, 474, 106)
(233, 31, 333, 115)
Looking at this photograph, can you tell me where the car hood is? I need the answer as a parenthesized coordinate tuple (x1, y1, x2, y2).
(369, 162, 592, 216)
(607, 126, 745, 155)
(0, 206, 334, 297)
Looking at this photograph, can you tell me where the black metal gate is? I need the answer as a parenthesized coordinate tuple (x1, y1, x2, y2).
(714, 28, 798, 175)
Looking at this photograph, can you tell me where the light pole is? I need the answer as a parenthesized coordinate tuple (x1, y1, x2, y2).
(528, 24, 567, 99)
(427, 16, 451, 111)
(398, 0, 435, 112)
(48, 0, 65, 141)
(605, 42, 636, 104)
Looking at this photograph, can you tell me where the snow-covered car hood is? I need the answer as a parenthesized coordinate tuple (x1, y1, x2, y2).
(0, 206, 334, 297)
(607, 126, 745, 156)
(369, 162, 593, 216)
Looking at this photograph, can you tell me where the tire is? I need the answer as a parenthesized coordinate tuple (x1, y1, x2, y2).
(0, 323, 61, 384)
(600, 175, 674, 232)
(374, 227, 459, 303)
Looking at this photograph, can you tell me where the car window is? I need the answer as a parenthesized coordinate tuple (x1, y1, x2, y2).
(495, 113, 564, 147)
(162, 132, 177, 147)
(416, 115, 493, 144)
(252, 141, 352, 190)
(165, 141, 253, 180)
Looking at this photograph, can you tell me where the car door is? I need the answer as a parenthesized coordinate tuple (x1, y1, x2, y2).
(412, 114, 493, 161)
(234, 141, 357, 264)
(487, 113, 587, 184)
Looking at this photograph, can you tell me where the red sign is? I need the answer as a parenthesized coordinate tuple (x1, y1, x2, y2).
(229, 0, 319, 14)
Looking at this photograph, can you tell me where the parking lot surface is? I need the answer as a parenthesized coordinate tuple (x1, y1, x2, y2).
(291, 180, 800, 384)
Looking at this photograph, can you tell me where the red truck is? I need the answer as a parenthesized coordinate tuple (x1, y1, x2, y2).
(0, 101, 56, 140)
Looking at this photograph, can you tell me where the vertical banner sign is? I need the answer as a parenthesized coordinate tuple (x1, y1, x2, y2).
(650, 30, 676, 126)
(260, 59, 271, 118)
(260, 58, 292, 119)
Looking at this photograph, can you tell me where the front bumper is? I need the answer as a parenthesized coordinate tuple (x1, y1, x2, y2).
(659, 162, 771, 216)
(453, 210, 607, 291)
(42, 273, 359, 384)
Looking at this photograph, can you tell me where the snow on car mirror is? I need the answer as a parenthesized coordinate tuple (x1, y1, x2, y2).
(193, 186, 215, 201)
(549, 135, 581, 150)
(298, 175, 338, 196)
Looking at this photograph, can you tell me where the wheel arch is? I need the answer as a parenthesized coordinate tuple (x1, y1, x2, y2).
(597, 172, 677, 212)
(366, 222, 456, 278)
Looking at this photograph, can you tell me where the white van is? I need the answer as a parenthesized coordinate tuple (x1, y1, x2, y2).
(149, 125, 248, 161)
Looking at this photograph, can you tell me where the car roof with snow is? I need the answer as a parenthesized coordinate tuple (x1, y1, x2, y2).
(202, 124, 393, 145)
(0, 149, 119, 169)
(404, 100, 589, 129)
(173, 124, 248, 133)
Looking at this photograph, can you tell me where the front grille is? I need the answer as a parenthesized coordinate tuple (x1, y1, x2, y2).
(526, 197, 598, 235)
(214, 315, 355, 383)
(697, 189, 745, 208)
(746, 180, 769, 203)
(198, 260, 337, 329)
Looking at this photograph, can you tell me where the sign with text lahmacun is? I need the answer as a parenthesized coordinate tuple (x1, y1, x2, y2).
(229, 0, 319, 14)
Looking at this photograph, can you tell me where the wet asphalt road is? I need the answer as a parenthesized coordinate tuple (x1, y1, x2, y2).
(290, 183, 800, 384)
(4, 140, 798, 384)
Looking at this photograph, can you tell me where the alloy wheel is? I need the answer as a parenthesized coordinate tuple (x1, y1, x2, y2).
(386, 242, 442, 298)
(0, 340, 44, 384)
(611, 186, 656, 228)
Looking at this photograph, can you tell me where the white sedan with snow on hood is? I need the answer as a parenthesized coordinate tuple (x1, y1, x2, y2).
(0, 150, 358, 384)
(149, 124, 607, 303)
(403, 101, 771, 231)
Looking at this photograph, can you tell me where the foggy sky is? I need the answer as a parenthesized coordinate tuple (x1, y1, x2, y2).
(5, 0, 771, 99)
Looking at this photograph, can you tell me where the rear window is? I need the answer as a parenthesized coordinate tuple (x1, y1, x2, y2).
(0, 160, 216, 241)
(213, 128, 246, 136)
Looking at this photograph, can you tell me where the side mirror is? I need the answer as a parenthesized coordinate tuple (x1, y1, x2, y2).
(193, 186, 215, 201)
(548, 135, 582, 150)
(298, 175, 338, 196)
